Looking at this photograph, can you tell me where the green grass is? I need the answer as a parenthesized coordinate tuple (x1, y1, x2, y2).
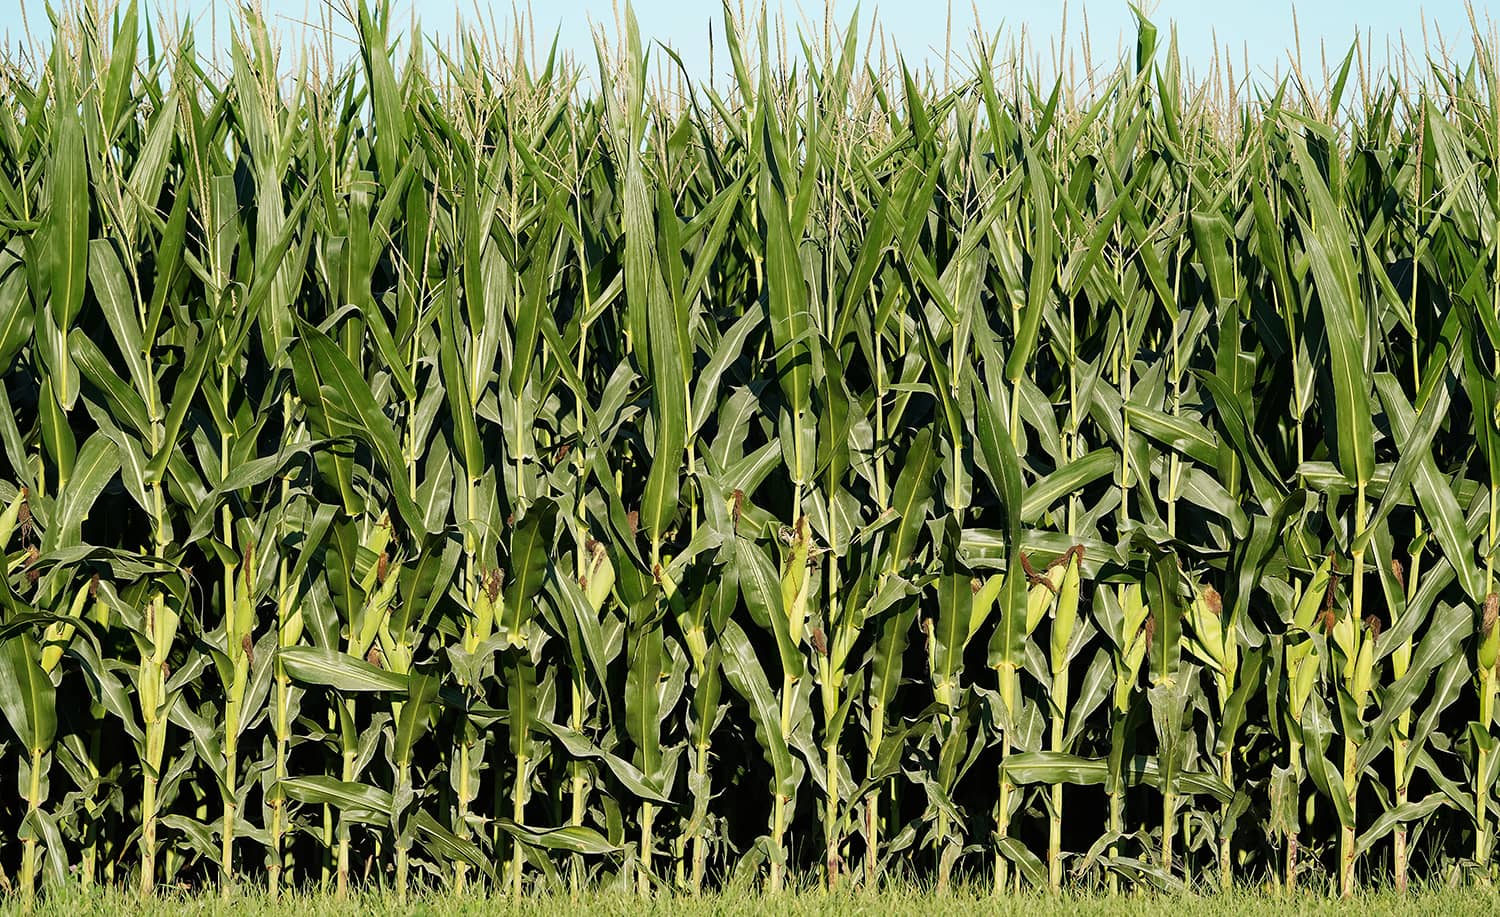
(6, 885, 1500, 917)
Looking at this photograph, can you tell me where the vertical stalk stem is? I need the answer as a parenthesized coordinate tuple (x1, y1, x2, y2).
(1343, 480, 1368, 898)
(1048, 668, 1068, 892)
(21, 747, 42, 911)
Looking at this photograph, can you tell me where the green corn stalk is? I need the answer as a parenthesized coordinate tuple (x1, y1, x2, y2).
(341, 521, 397, 897)
(136, 566, 178, 898)
(772, 517, 814, 893)
(861, 426, 935, 880)
(375, 549, 442, 905)
(0, 552, 82, 910)
(624, 601, 659, 898)
(78, 579, 110, 891)
(1329, 585, 1377, 897)
(1143, 550, 1186, 878)
(1, 631, 57, 913)
(572, 543, 614, 890)
(927, 523, 1004, 891)
(1391, 111, 1427, 891)
(500, 499, 557, 896)
(815, 569, 846, 890)
(1045, 549, 1082, 892)
(1100, 580, 1149, 893)
(1183, 582, 1238, 890)
(990, 556, 1058, 891)
(1282, 557, 1332, 892)
(267, 393, 310, 898)
(268, 497, 302, 895)
(1480, 594, 1499, 872)
(667, 546, 724, 894)
(860, 570, 916, 883)
(1392, 547, 1419, 892)
(688, 611, 722, 894)
(217, 545, 256, 890)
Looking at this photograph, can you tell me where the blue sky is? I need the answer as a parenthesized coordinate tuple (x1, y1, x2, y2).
(0, 1, 1493, 84)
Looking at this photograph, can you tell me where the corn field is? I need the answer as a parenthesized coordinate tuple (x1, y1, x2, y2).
(1, 0, 1500, 904)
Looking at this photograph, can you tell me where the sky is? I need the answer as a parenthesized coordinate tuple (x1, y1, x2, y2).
(0, 1, 1494, 86)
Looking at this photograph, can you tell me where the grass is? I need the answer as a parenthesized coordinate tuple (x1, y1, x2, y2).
(5, 884, 1500, 917)
(5, 0, 1500, 904)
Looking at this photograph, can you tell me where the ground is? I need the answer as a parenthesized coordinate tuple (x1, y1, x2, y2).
(6, 885, 1500, 916)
